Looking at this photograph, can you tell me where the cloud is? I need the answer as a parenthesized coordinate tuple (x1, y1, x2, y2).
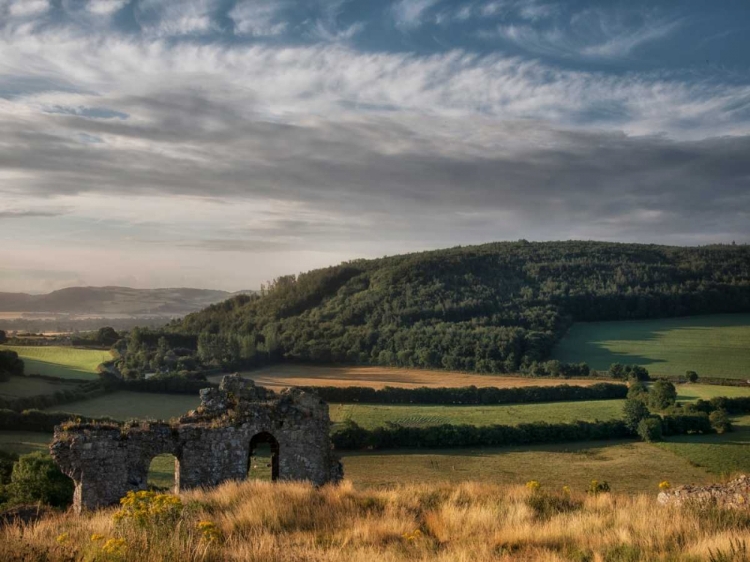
(229, 0, 289, 36)
(392, 0, 441, 29)
(5, 0, 50, 17)
(85, 0, 129, 16)
(134, 0, 222, 37)
(486, 9, 683, 59)
(0, 209, 65, 219)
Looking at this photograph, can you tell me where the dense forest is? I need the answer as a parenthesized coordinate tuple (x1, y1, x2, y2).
(117, 241, 750, 377)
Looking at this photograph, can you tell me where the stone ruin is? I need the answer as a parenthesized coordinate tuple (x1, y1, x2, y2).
(658, 475, 750, 510)
(50, 375, 343, 512)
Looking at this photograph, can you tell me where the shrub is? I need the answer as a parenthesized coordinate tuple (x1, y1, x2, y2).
(588, 480, 611, 495)
(0, 450, 18, 485)
(637, 417, 663, 442)
(709, 409, 733, 434)
(6, 452, 74, 508)
(0, 350, 24, 378)
(648, 380, 677, 411)
(626, 382, 648, 401)
(114, 490, 183, 528)
(686, 370, 699, 383)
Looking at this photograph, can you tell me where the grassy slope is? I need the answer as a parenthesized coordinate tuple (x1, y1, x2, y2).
(6, 479, 746, 562)
(3, 345, 111, 380)
(43, 391, 200, 420)
(0, 376, 81, 398)
(330, 400, 625, 429)
(552, 313, 750, 379)
(231, 364, 602, 390)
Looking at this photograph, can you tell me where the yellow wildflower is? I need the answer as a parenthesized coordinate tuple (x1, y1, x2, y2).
(659, 481, 671, 491)
(101, 538, 127, 556)
(196, 520, 222, 543)
(90, 533, 105, 542)
(562, 485, 571, 496)
(56, 533, 69, 544)
(525, 480, 541, 492)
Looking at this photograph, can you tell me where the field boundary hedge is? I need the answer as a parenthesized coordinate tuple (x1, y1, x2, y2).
(331, 413, 714, 450)
(303, 382, 627, 405)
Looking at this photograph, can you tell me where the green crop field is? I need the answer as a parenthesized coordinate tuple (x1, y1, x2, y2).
(2, 345, 111, 380)
(552, 314, 750, 379)
(676, 383, 750, 402)
(329, 399, 625, 429)
(656, 415, 750, 477)
(0, 376, 82, 399)
(0, 431, 51, 456)
(43, 391, 200, 420)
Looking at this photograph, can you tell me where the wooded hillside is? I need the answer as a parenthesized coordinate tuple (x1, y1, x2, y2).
(153, 241, 750, 375)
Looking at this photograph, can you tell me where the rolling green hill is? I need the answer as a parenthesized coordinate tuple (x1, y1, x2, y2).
(121, 241, 750, 376)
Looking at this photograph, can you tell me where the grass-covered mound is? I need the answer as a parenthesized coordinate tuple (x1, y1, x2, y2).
(2, 479, 748, 562)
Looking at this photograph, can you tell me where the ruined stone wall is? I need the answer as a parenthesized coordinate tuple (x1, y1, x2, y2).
(51, 375, 343, 512)
(658, 475, 749, 510)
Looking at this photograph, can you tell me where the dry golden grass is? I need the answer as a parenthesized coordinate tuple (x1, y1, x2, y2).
(225, 364, 604, 390)
(3, 480, 749, 562)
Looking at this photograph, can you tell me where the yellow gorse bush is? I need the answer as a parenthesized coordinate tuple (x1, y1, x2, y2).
(101, 538, 127, 556)
(90, 533, 105, 542)
(114, 490, 183, 527)
(659, 481, 671, 490)
(525, 480, 541, 492)
(55, 533, 69, 544)
(196, 520, 222, 543)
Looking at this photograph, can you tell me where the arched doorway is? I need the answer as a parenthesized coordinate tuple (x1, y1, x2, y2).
(247, 432, 279, 481)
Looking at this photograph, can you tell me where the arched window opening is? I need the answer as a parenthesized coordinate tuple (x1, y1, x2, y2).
(147, 453, 177, 491)
(247, 432, 279, 481)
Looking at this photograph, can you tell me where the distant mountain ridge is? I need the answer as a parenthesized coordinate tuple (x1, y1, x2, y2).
(0, 286, 253, 315)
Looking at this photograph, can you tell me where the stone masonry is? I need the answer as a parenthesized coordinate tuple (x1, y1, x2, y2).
(657, 475, 750, 509)
(50, 374, 343, 512)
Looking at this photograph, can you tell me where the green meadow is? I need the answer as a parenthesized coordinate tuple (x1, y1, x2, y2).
(330, 400, 624, 429)
(3, 345, 111, 380)
(552, 314, 750, 379)
(44, 391, 200, 421)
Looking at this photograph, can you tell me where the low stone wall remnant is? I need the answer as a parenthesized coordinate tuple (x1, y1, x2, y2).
(658, 475, 749, 509)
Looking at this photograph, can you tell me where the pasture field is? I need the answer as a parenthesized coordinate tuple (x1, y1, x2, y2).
(552, 313, 750, 379)
(230, 364, 602, 389)
(341, 440, 711, 493)
(43, 391, 200, 420)
(657, 414, 750, 477)
(675, 383, 750, 401)
(2, 345, 110, 380)
(0, 430, 50, 456)
(0, 376, 82, 398)
(330, 399, 625, 429)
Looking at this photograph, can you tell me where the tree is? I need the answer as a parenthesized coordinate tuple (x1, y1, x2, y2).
(0, 350, 24, 382)
(623, 398, 650, 432)
(709, 409, 732, 434)
(96, 326, 119, 346)
(648, 380, 677, 411)
(608, 364, 626, 379)
(686, 371, 699, 383)
(0, 329, 6, 344)
(627, 381, 648, 401)
(637, 417, 664, 442)
(6, 452, 74, 508)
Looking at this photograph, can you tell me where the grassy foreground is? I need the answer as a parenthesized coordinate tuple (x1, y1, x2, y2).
(2, 345, 110, 380)
(2, 480, 749, 562)
(552, 313, 750, 379)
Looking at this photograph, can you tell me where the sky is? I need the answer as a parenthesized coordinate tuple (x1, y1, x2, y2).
(1, 0, 749, 292)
